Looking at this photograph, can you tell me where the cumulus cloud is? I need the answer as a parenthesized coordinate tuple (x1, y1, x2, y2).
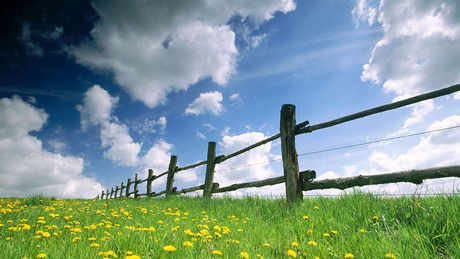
(76, 85, 119, 131)
(0, 96, 104, 198)
(68, 0, 296, 107)
(185, 91, 224, 115)
(215, 131, 281, 190)
(77, 85, 141, 166)
(360, 0, 460, 98)
(100, 122, 141, 166)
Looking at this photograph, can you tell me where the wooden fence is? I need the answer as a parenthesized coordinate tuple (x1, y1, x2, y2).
(96, 84, 460, 203)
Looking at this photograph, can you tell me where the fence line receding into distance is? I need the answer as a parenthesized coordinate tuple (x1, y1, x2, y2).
(96, 84, 460, 204)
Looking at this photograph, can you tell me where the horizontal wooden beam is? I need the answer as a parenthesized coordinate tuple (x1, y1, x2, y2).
(302, 165, 460, 191)
(298, 84, 460, 134)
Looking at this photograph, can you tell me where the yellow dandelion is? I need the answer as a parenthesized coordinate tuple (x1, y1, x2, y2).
(212, 250, 223, 255)
(302, 216, 309, 219)
(36, 254, 47, 258)
(331, 230, 338, 234)
(90, 243, 100, 247)
(88, 237, 97, 241)
(183, 241, 193, 247)
(359, 229, 366, 233)
(287, 250, 297, 258)
(125, 256, 141, 259)
(126, 251, 133, 255)
(345, 253, 354, 258)
(262, 243, 270, 247)
(307, 241, 317, 246)
(163, 245, 177, 252)
(239, 251, 249, 259)
(372, 216, 378, 221)
(314, 206, 319, 210)
(307, 229, 313, 235)
(291, 242, 298, 247)
(22, 224, 31, 230)
(72, 237, 81, 242)
(385, 253, 396, 258)
(323, 233, 330, 237)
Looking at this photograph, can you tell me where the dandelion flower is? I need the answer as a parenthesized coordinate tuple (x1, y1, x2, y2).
(90, 243, 100, 247)
(372, 216, 378, 221)
(314, 206, 319, 210)
(385, 253, 396, 258)
(287, 250, 297, 258)
(263, 243, 270, 247)
(359, 229, 366, 233)
(291, 242, 298, 247)
(302, 216, 309, 219)
(212, 250, 223, 255)
(125, 256, 141, 259)
(323, 233, 330, 237)
(239, 251, 249, 258)
(72, 237, 81, 242)
(331, 230, 338, 234)
(306, 229, 313, 235)
(307, 241, 317, 246)
(345, 253, 354, 258)
(163, 245, 177, 252)
(183, 241, 193, 247)
(36, 254, 47, 258)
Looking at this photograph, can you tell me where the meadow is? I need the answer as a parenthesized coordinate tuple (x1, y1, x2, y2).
(0, 192, 459, 259)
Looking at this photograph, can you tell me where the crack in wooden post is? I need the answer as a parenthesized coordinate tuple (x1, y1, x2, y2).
(280, 104, 302, 205)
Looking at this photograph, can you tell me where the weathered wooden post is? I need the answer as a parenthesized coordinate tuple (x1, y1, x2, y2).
(147, 169, 154, 197)
(126, 178, 131, 197)
(280, 104, 302, 204)
(101, 190, 104, 200)
(166, 156, 178, 197)
(120, 182, 125, 197)
(134, 173, 139, 199)
(114, 186, 119, 198)
(203, 142, 217, 198)
(106, 189, 110, 200)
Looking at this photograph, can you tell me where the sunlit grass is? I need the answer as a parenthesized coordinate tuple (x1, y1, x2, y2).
(0, 192, 459, 258)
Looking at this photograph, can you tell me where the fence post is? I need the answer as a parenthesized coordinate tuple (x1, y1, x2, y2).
(106, 189, 110, 200)
(280, 104, 302, 204)
(147, 169, 154, 197)
(203, 142, 217, 198)
(114, 186, 119, 198)
(120, 182, 125, 197)
(134, 173, 139, 199)
(101, 190, 104, 200)
(166, 156, 178, 197)
(126, 178, 131, 197)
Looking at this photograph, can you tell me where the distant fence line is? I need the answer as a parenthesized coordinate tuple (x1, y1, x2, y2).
(96, 84, 460, 204)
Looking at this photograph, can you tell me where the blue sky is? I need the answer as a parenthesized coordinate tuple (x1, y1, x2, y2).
(1, 0, 460, 198)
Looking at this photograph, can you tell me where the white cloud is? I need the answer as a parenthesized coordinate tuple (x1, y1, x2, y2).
(77, 85, 141, 166)
(0, 95, 48, 139)
(360, 0, 460, 98)
(361, 115, 460, 193)
(76, 85, 119, 131)
(185, 91, 224, 115)
(215, 131, 280, 188)
(100, 122, 142, 166)
(352, 0, 377, 27)
(132, 117, 167, 135)
(0, 96, 104, 198)
(68, 0, 295, 107)
(18, 21, 64, 58)
(454, 92, 460, 100)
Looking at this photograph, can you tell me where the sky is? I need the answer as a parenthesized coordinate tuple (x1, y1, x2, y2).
(1, 0, 460, 199)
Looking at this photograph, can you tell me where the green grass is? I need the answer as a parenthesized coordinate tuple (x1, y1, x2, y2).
(0, 192, 459, 258)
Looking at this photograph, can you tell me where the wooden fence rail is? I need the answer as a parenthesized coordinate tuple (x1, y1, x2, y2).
(95, 84, 460, 203)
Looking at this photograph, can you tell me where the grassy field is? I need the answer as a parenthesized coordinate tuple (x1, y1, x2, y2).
(0, 192, 459, 259)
